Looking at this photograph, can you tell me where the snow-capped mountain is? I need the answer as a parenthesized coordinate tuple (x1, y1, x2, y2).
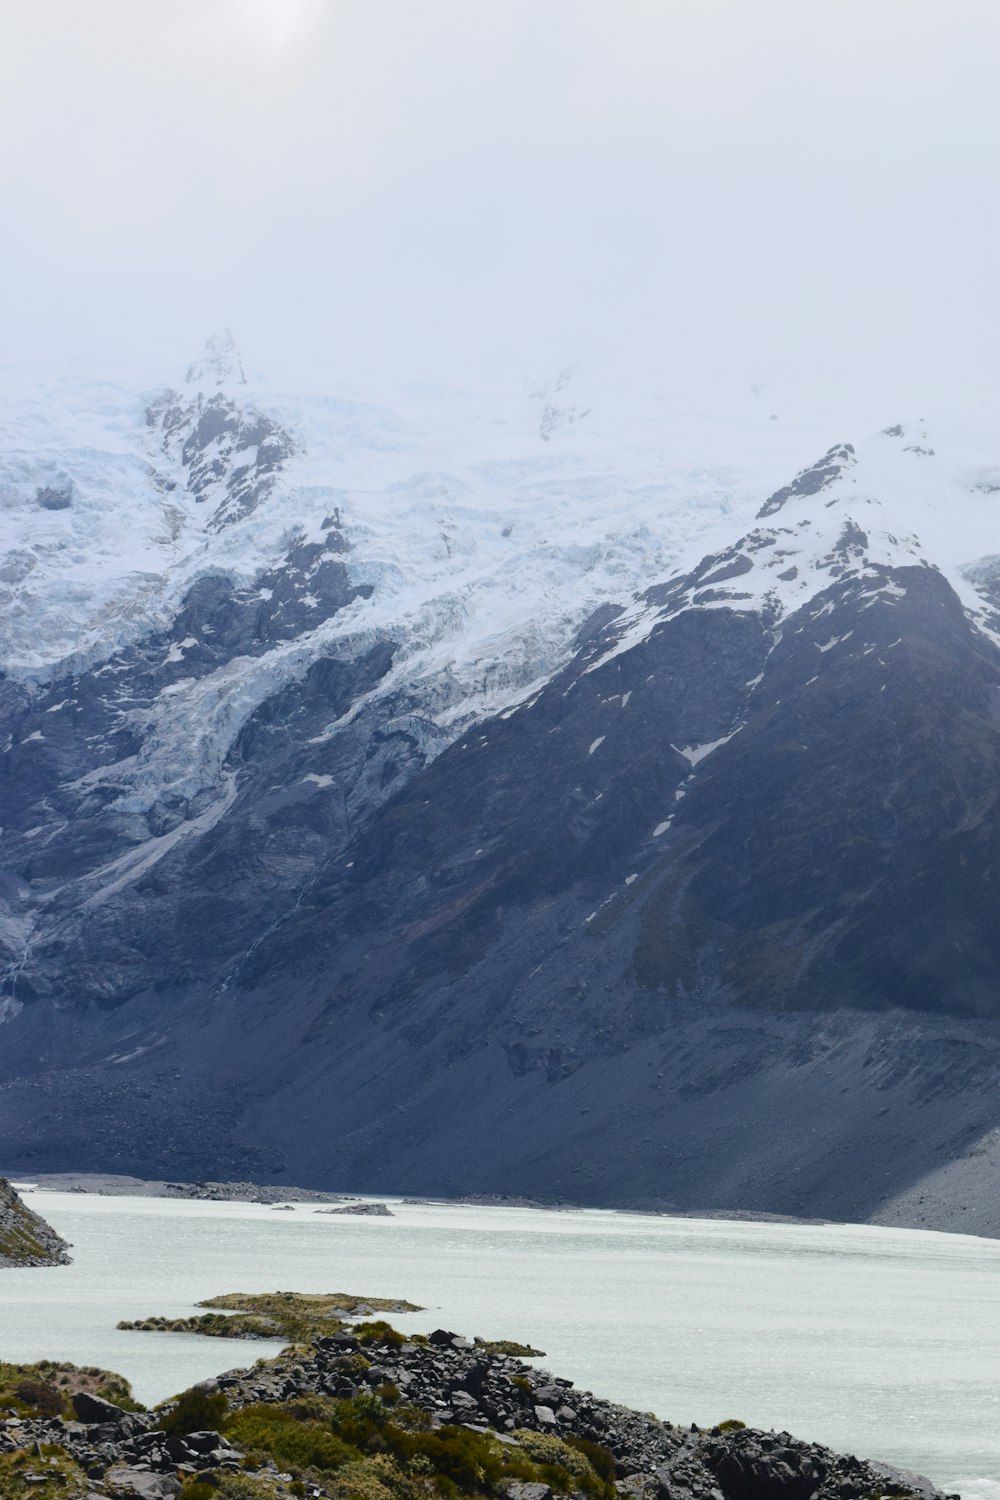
(3, 336, 1000, 1233)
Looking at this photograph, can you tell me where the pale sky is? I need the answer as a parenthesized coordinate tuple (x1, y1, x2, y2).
(1, 0, 998, 400)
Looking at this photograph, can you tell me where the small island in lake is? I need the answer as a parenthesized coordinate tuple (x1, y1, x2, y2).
(118, 1290, 424, 1343)
(316, 1201, 395, 1217)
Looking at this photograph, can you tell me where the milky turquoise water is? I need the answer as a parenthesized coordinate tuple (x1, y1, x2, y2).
(1, 1192, 997, 1500)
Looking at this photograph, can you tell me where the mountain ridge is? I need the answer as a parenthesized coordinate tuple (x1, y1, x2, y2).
(3, 339, 1000, 1233)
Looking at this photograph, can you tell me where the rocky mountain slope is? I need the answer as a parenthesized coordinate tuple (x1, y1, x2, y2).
(3, 340, 1000, 1231)
(0, 1178, 70, 1266)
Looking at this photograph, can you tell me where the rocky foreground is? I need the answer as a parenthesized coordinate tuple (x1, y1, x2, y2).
(0, 1322, 953, 1500)
(0, 1179, 70, 1268)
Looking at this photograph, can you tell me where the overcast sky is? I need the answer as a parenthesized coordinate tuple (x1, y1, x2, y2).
(2, 0, 998, 401)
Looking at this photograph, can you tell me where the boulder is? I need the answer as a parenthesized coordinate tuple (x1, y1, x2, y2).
(104, 1470, 181, 1499)
(35, 483, 74, 511)
(868, 1462, 946, 1500)
(455, 1362, 487, 1396)
(183, 1430, 229, 1454)
(72, 1392, 129, 1425)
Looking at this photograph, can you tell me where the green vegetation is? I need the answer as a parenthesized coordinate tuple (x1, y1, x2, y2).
(177, 1484, 217, 1500)
(0, 1179, 68, 1267)
(220, 1390, 617, 1500)
(118, 1291, 423, 1346)
(0, 1319, 916, 1500)
(226, 1404, 357, 1473)
(0, 1446, 89, 1499)
(353, 1319, 405, 1347)
(509, 1427, 612, 1490)
(155, 1385, 230, 1438)
(118, 1311, 286, 1340)
(562, 1435, 618, 1484)
(0, 1216, 46, 1265)
(204, 1292, 421, 1318)
(202, 1480, 276, 1500)
(0, 1359, 140, 1418)
(117, 1291, 542, 1370)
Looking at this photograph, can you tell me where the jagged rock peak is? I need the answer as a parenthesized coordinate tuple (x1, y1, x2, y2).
(756, 442, 856, 519)
(185, 328, 247, 390)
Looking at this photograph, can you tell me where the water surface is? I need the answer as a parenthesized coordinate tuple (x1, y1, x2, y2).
(1, 1192, 997, 1500)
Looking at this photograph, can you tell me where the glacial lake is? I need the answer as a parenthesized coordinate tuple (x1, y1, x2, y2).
(1, 1192, 998, 1500)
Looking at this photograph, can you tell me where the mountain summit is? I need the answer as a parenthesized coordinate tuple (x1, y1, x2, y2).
(184, 327, 247, 389)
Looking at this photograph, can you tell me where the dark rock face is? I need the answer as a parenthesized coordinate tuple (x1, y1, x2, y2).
(146, 385, 294, 531)
(0, 1177, 70, 1266)
(4, 423, 1000, 1231)
(756, 444, 856, 518)
(0, 359, 392, 1015)
(35, 481, 73, 511)
(631, 564, 1000, 1016)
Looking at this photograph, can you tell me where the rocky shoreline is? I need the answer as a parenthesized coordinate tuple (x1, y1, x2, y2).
(7, 1174, 349, 1205)
(0, 1320, 953, 1500)
(0, 1178, 71, 1267)
(9, 1175, 834, 1229)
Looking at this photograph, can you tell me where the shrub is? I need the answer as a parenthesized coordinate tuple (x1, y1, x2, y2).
(0, 1449, 87, 1498)
(330, 1391, 392, 1444)
(215, 1477, 277, 1500)
(511, 1429, 614, 1497)
(0, 1360, 140, 1418)
(386, 1424, 505, 1493)
(354, 1321, 404, 1348)
(179, 1484, 216, 1500)
(564, 1434, 617, 1486)
(157, 1387, 229, 1438)
(285, 1393, 337, 1422)
(225, 1405, 357, 1474)
(14, 1379, 64, 1417)
(325, 1453, 410, 1500)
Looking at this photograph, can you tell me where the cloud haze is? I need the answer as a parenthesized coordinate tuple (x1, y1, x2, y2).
(1, 0, 998, 402)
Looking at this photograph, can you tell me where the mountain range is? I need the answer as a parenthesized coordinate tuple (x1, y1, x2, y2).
(3, 335, 1000, 1235)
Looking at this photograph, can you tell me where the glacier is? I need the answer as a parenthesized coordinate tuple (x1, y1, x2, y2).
(5, 336, 1000, 839)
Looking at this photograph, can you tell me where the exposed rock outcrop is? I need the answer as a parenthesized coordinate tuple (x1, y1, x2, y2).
(0, 1177, 70, 1266)
(317, 1202, 394, 1217)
